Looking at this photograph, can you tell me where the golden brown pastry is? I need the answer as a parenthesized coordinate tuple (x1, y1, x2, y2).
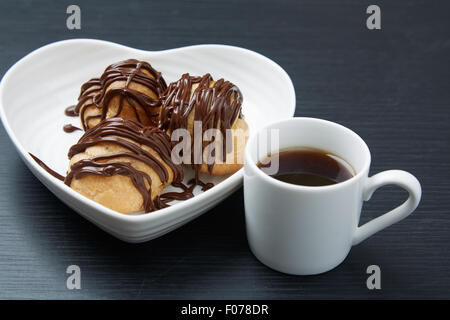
(72, 59, 167, 130)
(64, 117, 183, 214)
(159, 73, 249, 178)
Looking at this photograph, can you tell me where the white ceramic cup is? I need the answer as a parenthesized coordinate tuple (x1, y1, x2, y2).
(244, 117, 422, 275)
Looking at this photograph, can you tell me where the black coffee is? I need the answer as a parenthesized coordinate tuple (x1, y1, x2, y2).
(257, 148, 354, 187)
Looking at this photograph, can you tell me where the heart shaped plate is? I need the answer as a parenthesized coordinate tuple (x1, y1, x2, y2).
(0, 39, 295, 242)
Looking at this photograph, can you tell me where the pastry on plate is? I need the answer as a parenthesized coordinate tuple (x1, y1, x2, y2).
(74, 59, 167, 130)
(65, 117, 183, 214)
(159, 73, 249, 177)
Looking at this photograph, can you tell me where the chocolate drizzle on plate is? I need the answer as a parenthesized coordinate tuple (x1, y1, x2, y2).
(70, 59, 167, 130)
(29, 153, 65, 181)
(65, 105, 78, 117)
(156, 178, 213, 208)
(159, 73, 243, 181)
(63, 124, 82, 133)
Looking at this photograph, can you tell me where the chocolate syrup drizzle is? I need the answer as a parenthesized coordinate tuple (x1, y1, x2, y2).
(71, 59, 167, 130)
(65, 117, 184, 212)
(29, 153, 65, 181)
(65, 105, 77, 117)
(63, 124, 82, 133)
(159, 73, 243, 180)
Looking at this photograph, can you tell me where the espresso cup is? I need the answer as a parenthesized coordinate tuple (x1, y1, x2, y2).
(244, 117, 421, 275)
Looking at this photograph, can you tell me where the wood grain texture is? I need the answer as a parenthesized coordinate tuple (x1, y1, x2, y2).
(0, 0, 449, 299)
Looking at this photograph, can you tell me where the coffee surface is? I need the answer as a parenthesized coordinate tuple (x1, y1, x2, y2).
(258, 148, 354, 187)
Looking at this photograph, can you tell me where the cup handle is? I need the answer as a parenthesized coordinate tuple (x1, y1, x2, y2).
(352, 170, 422, 246)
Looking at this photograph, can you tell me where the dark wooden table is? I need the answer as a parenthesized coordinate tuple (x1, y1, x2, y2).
(0, 0, 449, 299)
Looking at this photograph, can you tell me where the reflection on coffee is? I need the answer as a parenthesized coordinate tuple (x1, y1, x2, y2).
(257, 148, 354, 187)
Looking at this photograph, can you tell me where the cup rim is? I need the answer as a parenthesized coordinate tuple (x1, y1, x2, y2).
(244, 117, 371, 192)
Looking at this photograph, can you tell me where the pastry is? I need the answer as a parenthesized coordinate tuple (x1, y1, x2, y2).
(159, 73, 249, 177)
(71, 59, 167, 130)
(64, 117, 183, 213)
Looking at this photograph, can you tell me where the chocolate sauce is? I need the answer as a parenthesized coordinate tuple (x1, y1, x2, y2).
(159, 73, 243, 182)
(29, 153, 65, 181)
(65, 117, 185, 212)
(156, 178, 213, 208)
(63, 124, 81, 133)
(72, 59, 167, 130)
(65, 105, 78, 117)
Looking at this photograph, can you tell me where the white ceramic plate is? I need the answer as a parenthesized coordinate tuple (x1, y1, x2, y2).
(0, 39, 295, 242)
